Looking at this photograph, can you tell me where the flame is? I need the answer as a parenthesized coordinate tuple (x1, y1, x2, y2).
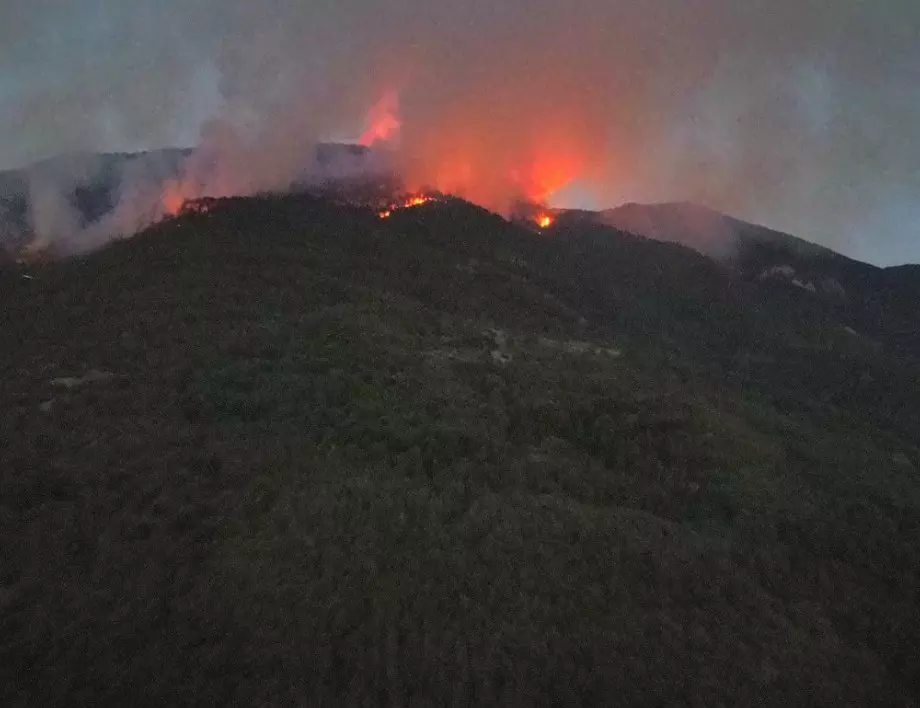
(402, 136, 586, 213)
(391, 59, 610, 215)
(536, 214, 554, 228)
(162, 180, 187, 217)
(358, 91, 401, 147)
(403, 195, 431, 207)
(377, 193, 437, 219)
(160, 178, 221, 219)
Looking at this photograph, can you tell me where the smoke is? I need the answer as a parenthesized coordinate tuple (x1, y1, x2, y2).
(21, 151, 187, 255)
(359, 92, 401, 147)
(26, 173, 81, 254)
(601, 202, 744, 262)
(3, 0, 920, 264)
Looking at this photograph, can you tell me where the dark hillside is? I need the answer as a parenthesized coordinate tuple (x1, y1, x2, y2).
(2, 195, 919, 706)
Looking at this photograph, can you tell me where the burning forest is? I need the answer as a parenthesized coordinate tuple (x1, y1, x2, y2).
(2, 58, 593, 258)
(150, 83, 578, 234)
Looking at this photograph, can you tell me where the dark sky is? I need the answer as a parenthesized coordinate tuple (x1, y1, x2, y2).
(3, 0, 919, 265)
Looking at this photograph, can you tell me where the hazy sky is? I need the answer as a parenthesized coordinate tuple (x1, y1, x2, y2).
(2, 0, 919, 265)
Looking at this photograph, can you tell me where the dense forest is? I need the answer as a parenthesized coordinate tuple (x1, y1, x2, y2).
(2, 194, 918, 705)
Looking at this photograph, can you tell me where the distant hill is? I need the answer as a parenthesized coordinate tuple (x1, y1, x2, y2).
(0, 149, 193, 200)
(598, 201, 834, 261)
(591, 200, 920, 358)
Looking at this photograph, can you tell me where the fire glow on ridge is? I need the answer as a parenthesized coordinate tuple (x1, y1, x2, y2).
(378, 193, 437, 219)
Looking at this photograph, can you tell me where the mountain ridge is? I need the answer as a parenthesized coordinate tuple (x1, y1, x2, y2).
(4, 148, 919, 265)
(3, 150, 919, 358)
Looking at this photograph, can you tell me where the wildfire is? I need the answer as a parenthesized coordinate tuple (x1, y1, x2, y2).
(160, 184, 220, 219)
(377, 193, 437, 219)
(162, 180, 187, 217)
(358, 91, 401, 147)
(403, 195, 431, 207)
(536, 214, 554, 228)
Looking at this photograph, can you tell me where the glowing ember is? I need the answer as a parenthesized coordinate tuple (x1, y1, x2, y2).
(378, 209, 392, 219)
(536, 214, 554, 228)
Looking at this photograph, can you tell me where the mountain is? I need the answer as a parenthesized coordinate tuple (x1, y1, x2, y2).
(2, 192, 919, 705)
(4, 151, 918, 361)
(0, 150, 196, 207)
(594, 200, 920, 359)
(598, 200, 835, 261)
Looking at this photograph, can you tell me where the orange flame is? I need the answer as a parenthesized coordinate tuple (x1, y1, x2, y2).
(402, 138, 585, 213)
(403, 195, 431, 207)
(359, 91, 401, 147)
(536, 214, 553, 228)
(162, 180, 187, 216)
(392, 61, 607, 215)
(377, 193, 437, 219)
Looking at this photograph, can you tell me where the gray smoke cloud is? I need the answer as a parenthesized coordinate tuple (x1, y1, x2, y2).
(2, 0, 919, 265)
(20, 151, 187, 254)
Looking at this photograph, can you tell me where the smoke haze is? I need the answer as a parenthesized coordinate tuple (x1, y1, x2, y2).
(2, 0, 919, 264)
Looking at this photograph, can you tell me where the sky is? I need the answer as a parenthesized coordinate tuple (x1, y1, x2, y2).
(2, 0, 919, 265)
